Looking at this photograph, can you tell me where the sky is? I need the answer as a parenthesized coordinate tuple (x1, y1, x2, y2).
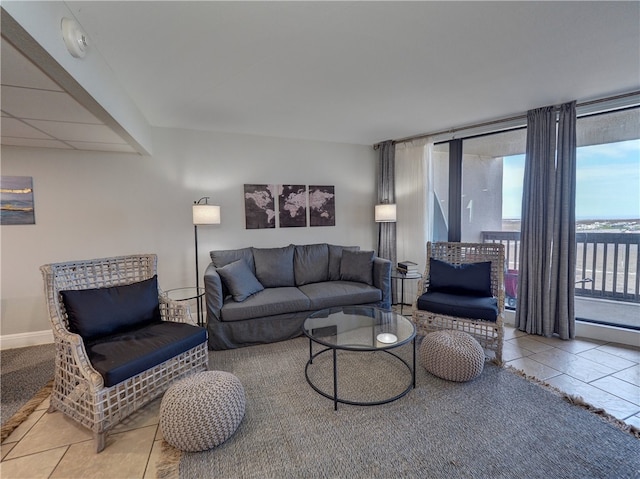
(502, 139, 640, 220)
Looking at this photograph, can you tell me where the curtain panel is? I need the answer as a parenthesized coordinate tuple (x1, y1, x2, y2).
(516, 101, 577, 339)
(395, 139, 434, 304)
(377, 140, 396, 267)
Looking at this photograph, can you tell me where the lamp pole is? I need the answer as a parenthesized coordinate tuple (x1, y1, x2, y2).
(192, 197, 221, 327)
(194, 223, 202, 325)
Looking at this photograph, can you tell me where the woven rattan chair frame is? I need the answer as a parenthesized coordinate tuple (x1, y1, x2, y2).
(40, 254, 208, 453)
(411, 242, 505, 363)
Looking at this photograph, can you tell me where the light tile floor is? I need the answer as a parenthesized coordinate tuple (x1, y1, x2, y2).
(1, 325, 639, 478)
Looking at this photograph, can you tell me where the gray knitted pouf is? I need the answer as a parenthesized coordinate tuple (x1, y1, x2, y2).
(160, 371, 245, 452)
(419, 330, 485, 382)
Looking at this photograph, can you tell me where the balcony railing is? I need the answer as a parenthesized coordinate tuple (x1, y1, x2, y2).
(482, 231, 640, 304)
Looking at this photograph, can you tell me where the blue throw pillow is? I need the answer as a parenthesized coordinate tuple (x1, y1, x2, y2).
(217, 259, 264, 302)
(61, 275, 162, 341)
(428, 258, 492, 297)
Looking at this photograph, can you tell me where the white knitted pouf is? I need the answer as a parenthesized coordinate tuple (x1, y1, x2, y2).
(419, 330, 485, 382)
(160, 371, 245, 452)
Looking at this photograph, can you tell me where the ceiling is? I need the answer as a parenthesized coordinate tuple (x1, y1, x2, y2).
(1, 38, 138, 153)
(1, 1, 639, 152)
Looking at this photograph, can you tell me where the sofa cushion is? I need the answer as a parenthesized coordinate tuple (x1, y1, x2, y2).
(417, 291, 498, 322)
(211, 247, 255, 273)
(252, 245, 295, 287)
(328, 245, 360, 281)
(221, 287, 311, 322)
(61, 276, 161, 341)
(299, 281, 382, 310)
(85, 321, 207, 387)
(340, 249, 374, 285)
(217, 259, 264, 302)
(294, 243, 329, 286)
(429, 258, 492, 297)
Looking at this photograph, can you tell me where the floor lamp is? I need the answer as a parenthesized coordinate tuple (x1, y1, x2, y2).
(375, 202, 397, 303)
(192, 197, 221, 326)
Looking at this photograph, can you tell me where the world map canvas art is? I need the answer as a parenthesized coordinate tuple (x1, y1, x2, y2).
(279, 185, 307, 228)
(244, 184, 335, 229)
(309, 185, 335, 227)
(244, 184, 276, 229)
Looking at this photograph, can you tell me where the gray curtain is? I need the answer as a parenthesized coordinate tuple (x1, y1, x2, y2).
(377, 140, 396, 268)
(516, 101, 576, 339)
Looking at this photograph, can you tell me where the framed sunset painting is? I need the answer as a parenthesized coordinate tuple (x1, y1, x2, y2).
(1, 176, 35, 225)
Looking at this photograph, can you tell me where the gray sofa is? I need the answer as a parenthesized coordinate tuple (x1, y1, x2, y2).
(204, 243, 391, 350)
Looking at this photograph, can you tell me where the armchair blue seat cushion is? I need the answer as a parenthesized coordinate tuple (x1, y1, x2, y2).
(429, 258, 492, 297)
(85, 321, 207, 387)
(61, 276, 162, 341)
(417, 291, 498, 322)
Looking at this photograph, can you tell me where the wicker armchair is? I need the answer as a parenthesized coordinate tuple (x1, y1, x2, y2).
(40, 254, 208, 452)
(411, 242, 505, 363)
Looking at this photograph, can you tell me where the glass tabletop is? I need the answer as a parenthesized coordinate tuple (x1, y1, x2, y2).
(303, 306, 415, 351)
(164, 287, 205, 301)
(391, 271, 422, 279)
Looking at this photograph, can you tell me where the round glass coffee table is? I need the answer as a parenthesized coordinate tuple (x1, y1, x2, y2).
(302, 306, 416, 410)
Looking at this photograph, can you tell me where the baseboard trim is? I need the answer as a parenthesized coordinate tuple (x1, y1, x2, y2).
(575, 321, 640, 348)
(504, 309, 639, 347)
(0, 330, 54, 350)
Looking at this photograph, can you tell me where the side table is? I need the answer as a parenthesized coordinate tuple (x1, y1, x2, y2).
(391, 271, 423, 315)
(164, 287, 206, 326)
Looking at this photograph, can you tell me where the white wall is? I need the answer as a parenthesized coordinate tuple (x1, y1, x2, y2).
(0, 127, 377, 340)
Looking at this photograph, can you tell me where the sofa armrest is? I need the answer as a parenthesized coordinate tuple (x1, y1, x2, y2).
(373, 257, 392, 309)
(204, 263, 224, 322)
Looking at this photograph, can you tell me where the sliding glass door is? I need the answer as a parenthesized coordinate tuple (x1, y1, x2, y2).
(436, 107, 639, 330)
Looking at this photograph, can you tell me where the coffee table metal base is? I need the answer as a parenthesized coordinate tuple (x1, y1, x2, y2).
(304, 338, 416, 411)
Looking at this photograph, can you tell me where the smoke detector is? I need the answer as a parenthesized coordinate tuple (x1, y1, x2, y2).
(61, 17, 88, 58)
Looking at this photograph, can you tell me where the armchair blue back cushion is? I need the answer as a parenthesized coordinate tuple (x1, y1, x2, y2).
(428, 258, 492, 297)
(61, 275, 162, 341)
(418, 258, 498, 322)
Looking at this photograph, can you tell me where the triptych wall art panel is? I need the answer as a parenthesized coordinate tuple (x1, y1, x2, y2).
(1, 176, 35, 225)
(279, 185, 307, 228)
(244, 184, 335, 229)
(309, 185, 335, 227)
(243, 184, 276, 229)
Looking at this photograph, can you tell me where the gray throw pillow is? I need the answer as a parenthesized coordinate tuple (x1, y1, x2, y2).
(340, 249, 374, 285)
(217, 259, 264, 302)
(210, 248, 255, 273)
(328, 244, 360, 281)
(252, 245, 295, 287)
(294, 243, 329, 286)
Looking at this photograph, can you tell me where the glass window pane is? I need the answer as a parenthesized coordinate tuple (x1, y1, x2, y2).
(432, 142, 449, 242)
(574, 107, 639, 330)
(460, 129, 526, 246)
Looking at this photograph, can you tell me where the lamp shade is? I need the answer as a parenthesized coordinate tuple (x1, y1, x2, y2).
(193, 204, 221, 225)
(375, 203, 396, 222)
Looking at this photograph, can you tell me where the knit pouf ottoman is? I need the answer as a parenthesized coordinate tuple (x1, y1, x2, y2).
(419, 330, 485, 382)
(160, 371, 245, 452)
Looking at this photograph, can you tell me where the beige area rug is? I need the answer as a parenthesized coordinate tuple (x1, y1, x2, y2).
(0, 380, 53, 442)
(157, 337, 640, 479)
